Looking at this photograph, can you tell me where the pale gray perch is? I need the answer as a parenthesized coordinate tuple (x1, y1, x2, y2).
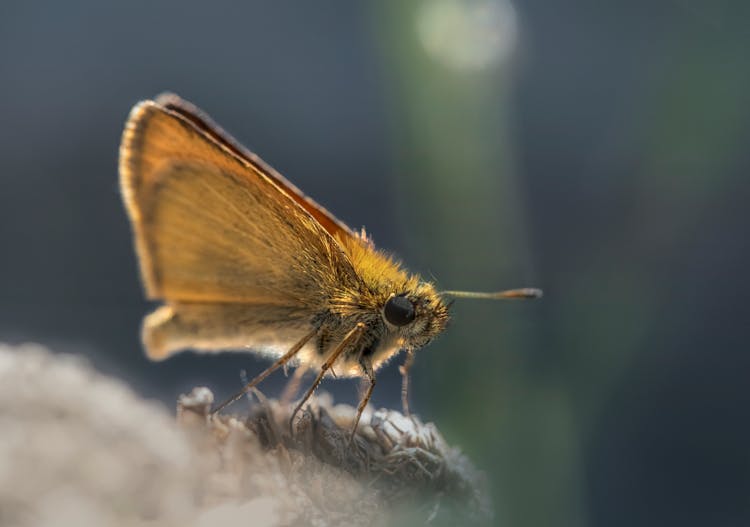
(0, 343, 491, 526)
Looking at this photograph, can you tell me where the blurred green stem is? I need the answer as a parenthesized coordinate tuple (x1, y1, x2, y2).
(372, 2, 585, 526)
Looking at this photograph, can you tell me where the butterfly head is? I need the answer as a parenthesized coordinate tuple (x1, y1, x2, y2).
(380, 282, 450, 351)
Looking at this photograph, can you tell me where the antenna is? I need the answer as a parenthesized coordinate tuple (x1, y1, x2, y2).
(440, 287, 543, 300)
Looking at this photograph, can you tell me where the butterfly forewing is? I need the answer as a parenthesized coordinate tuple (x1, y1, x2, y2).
(119, 101, 360, 306)
(153, 93, 358, 241)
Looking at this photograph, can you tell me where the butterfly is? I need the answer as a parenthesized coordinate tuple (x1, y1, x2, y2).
(119, 93, 541, 436)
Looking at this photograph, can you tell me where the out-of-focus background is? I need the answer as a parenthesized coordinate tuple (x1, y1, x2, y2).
(1, 1, 748, 525)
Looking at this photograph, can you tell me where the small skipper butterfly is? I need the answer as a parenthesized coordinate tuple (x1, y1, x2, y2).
(119, 93, 541, 436)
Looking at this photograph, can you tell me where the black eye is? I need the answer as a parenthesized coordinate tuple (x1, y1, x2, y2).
(384, 295, 416, 326)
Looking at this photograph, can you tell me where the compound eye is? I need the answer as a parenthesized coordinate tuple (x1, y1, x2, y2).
(384, 295, 416, 326)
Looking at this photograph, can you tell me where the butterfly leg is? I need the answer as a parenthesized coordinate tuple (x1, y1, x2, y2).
(211, 326, 318, 415)
(399, 350, 415, 416)
(289, 322, 366, 434)
(350, 356, 376, 443)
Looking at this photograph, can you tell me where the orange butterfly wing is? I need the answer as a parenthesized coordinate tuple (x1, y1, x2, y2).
(119, 98, 361, 306)
(153, 93, 358, 242)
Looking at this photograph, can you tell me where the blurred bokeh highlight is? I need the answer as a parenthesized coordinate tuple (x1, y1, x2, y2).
(1, 1, 748, 526)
